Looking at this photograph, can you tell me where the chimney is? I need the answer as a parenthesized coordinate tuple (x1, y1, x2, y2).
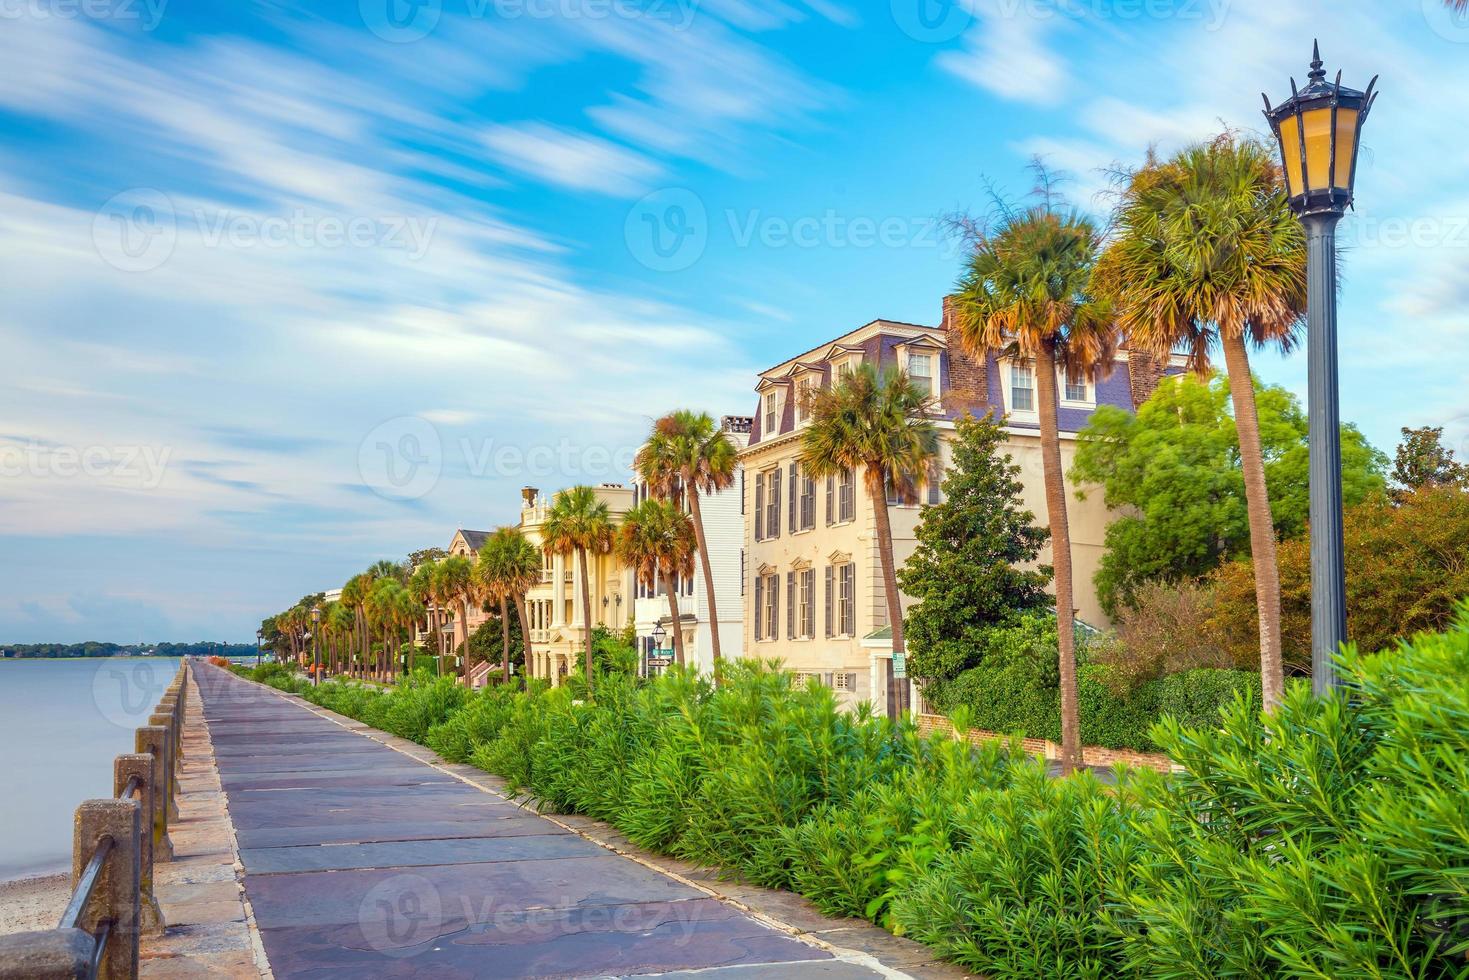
(942, 294, 957, 332)
(521, 486, 538, 507)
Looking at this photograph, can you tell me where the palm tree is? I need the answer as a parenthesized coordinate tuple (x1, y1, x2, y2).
(616, 499, 698, 668)
(1092, 134, 1305, 711)
(340, 573, 371, 679)
(799, 363, 939, 721)
(326, 602, 353, 677)
(473, 543, 513, 684)
(541, 486, 615, 692)
(478, 527, 542, 683)
(436, 555, 476, 671)
(951, 203, 1114, 773)
(408, 560, 440, 671)
(635, 411, 738, 673)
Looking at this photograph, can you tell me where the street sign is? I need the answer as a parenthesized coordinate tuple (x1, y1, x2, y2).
(647, 656, 673, 668)
(892, 651, 907, 679)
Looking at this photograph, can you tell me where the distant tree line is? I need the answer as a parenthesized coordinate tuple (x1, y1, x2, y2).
(1, 641, 257, 659)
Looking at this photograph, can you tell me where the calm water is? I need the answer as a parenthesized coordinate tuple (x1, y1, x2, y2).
(0, 657, 183, 881)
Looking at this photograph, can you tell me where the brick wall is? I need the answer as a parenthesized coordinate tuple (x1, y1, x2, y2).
(915, 714, 1179, 774)
(942, 295, 989, 413)
(1126, 351, 1168, 409)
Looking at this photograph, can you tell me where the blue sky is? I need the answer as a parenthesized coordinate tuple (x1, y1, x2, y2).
(2, 0, 1466, 643)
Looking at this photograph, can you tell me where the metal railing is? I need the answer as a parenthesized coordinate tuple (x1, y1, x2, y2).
(0, 664, 187, 980)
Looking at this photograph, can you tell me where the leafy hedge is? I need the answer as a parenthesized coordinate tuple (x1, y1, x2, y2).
(920, 615, 1262, 752)
(230, 617, 1469, 977)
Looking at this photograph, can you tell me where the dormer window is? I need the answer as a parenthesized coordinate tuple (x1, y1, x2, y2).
(1062, 368, 1094, 406)
(908, 352, 935, 399)
(764, 391, 781, 434)
(796, 377, 815, 424)
(1010, 362, 1035, 412)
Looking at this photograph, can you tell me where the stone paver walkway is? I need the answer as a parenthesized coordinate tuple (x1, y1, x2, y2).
(192, 666, 962, 979)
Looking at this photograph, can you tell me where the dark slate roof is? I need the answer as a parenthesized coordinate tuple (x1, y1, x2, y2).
(457, 529, 490, 553)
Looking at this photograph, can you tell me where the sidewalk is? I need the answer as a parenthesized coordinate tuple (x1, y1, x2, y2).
(191, 666, 967, 979)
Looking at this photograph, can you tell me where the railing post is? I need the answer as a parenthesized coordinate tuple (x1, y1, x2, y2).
(113, 755, 164, 936)
(0, 929, 95, 979)
(133, 727, 172, 863)
(73, 798, 140, 980)
(143, 712, 179, 826)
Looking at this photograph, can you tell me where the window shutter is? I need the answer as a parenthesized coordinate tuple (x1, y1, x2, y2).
(754, 575, 763, 641)
(788, 463, 797, 534)
(754, 472, 764, 541)
(842, 564, 855, 637)
(769, 473, 781, 539)
(786, 572, 795, 640)
(770, 574, 780, 640)
(824, 566, 833, 638)
(803, 570, 815, 639)
(825, 476, 834, 525)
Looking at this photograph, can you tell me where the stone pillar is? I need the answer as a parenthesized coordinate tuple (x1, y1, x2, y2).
(147, 712, 179, 822)
(135, 726, 173, 862)
(72, 798, 140, 980)
(115, 754, 165, 935)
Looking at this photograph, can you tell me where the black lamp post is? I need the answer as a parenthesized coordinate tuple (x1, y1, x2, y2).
(310, 605, 322, 686)
(255, 627, 263, 667)
(650, 622, 667, 677)
(1263, 41, 1377, 696)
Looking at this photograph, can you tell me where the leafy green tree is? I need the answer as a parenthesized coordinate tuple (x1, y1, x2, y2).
(407, 547, 448, 568)
(1210, 484, 1469, 671)
(615, 499, 698, 668)
(1092, 134, 1306, 710)
(950, 201, 1114, 772)
(1071, 372, 1386, 615)
(899, 412, 1052, 683)
(1391, 425, 1466, 496)
(542, 486, 616, 694)
(635, 410, 738, 670)
(799, 362, 939, 720)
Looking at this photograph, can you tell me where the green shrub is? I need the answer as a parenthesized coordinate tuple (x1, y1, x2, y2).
(278, 612, 1469, 979)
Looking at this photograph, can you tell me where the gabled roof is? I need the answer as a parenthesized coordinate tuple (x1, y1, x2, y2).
(454, 529, 490, 553)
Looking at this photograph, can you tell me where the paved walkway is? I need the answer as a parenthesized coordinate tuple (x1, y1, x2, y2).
(193, 667, 961, 979)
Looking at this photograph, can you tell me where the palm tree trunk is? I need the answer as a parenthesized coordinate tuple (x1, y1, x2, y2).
(499, 596, 511, 684)
(866, 467, 907, 721)
(1036, 347, 1081, 775)
(664, 571, 687, 668)
(514, 594, 533, 686)
(459, 598, 471, 676)
(1221, 331, 1285, 710)
(687, 488, 721, 674)
(578, 548, 595, 694)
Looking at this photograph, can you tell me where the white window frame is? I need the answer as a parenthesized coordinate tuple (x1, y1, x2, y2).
(1001, 359, 1038, 422)
(1060, 367, 1095, 407)
(796, 377, 814, 425)
(907, 351, 936, 400)
(763, 391, 782, 434)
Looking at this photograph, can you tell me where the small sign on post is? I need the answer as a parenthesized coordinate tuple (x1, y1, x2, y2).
(892, 651, 906, 679)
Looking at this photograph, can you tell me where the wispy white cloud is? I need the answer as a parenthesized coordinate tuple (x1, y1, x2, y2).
(937, 0, 1068, 106)
(482, 122, 663, 196)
